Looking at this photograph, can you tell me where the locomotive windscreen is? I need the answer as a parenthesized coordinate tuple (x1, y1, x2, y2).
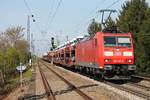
(104, 36, 131, 47)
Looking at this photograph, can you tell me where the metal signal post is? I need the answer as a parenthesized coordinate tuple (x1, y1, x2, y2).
(27, 15, 30, 53)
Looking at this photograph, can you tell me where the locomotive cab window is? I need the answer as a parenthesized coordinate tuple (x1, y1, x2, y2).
(104, 36, 116, 46)
(104, 36, 131, 47)
(117, 37, 131, 47)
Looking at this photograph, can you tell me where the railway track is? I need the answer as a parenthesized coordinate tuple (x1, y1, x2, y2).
(131, 75, 150, 81)
(105, 81, 150, 99)
(42, 60, 150, 99)
(38, 61, 56, 100)
(87, 74, 150, 99)
(0, 95, 8, 100)
(70, 64, 150, 99)
(127, 82, 150, 91)
(40, 60, 93, 100)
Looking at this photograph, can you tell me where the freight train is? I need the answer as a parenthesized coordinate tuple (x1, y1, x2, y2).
(43, 28, 136, 80)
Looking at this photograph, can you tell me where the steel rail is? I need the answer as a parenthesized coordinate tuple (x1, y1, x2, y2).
(41, 61, 93, 100)
(0, 95, 8, 100)
(104, 81, 150, 99)
(38, 61, 56, 100)
(131, 75, 150, 81)
(127, 82, 150, 91)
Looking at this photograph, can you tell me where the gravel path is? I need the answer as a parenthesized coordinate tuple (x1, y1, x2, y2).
(3, 85, 28, 100)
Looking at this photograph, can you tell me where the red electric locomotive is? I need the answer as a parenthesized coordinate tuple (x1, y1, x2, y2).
(45, 29, 136, 80)
(45, 28, 136, 80)
(75, 28, 136, 80)
(43, 9, 136, 80)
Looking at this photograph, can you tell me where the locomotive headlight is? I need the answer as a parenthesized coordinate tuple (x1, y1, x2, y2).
(105, 59, 108, 62)
(104, 59, 111, 62)
(127, 59, 132, 63)
(104, 51, 113, 56)
(123, 52, 133, 56)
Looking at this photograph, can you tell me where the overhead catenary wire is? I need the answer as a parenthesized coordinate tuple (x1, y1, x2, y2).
(98, 0, 121, 27)
(23, 0, 42, 32)
(45, 0, 63, 32)
(73, 0, 106, 33)
(76, 13, 100, 34)
(45, 0, 55, 30)
(73, 0, 121, 34)
(23, 0, 32, 14)
(106, 0, 120, 9)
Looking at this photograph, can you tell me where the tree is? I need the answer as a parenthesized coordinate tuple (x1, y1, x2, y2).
(0, 32, 10, 52)
(117, 0, 149, 40)
(139, 18, 150, 73)
(117, 0, 150, 74)
(6, 26, 24, 47)
(88, 19, 101, 36)
(0, 26, 29, 81)
(0, 51, 5, 84)
(105, 17, 116, 28)
(15, 40, 29, 64)
(5, 48, 20, 75)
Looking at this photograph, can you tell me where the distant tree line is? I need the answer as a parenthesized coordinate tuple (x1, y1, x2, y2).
(88, 0, 150, 74)
(0, 26, 29, 85)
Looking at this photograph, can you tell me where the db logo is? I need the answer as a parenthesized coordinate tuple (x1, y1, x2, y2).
(115, 52, 121, 56)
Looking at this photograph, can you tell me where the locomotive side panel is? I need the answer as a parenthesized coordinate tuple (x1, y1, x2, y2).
(75, 39, 97, 68)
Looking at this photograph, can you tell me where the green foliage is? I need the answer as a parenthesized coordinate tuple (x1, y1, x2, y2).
(15, 40, 29, 64)
(105, 17, 116, 28)
(117, 0, 150, 74)
(5, 48, 20, 75)
(139, 18, 150, 73)
(23, 69, 32, 80)
(0, 51, 4, 70)
(0, 26, 29, 83)
(88, 19, 102, 36)
(117, 0, 149, 40)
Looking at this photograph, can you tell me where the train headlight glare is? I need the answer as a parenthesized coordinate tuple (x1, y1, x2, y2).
(104, 59, 111, 62)
(105, 59, 108, 62)
(104, 51, 113, 56)
(123, 52, 132, 56)
(127, 59, 132, 63)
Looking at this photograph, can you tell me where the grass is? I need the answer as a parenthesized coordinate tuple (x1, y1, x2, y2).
(23, 68, 32, 80)
(0, 68, 33, 95)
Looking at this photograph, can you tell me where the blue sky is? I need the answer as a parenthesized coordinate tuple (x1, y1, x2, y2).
(0, 0, 150, 56)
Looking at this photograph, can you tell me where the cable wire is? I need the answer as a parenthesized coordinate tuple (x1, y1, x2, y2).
(45, 0, 63, 32)
(45, 0, 55, 30)
(73, 0, 105, 33)
(23, 0, 32, 14)
(23, 0, 42, 32)
(74, 0, 121, 33)
(106, 0, 120, 9)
